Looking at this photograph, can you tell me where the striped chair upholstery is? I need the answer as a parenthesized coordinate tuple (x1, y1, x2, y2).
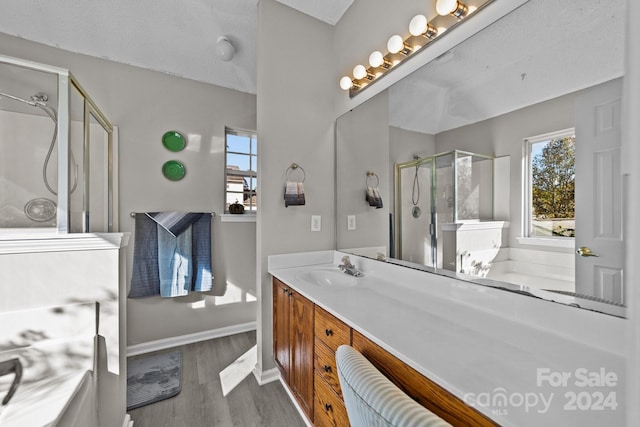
(336, 345, 452, 427)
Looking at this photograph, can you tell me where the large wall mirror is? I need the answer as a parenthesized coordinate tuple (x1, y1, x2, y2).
(336, 0, 625, 317)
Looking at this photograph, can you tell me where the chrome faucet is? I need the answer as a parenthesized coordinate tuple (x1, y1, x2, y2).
(0, 358, 22, 411)
(339, 256, 362, 277)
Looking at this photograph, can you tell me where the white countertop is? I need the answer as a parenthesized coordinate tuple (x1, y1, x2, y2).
(268, 251, 626, 427)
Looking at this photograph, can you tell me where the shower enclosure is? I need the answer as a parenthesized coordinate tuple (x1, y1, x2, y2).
(0, 54, 116, 233)
(394, 150, 493, 268)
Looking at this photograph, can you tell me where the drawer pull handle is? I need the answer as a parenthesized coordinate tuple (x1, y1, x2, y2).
(283, 288, 288, 293)
(325, 329, 333, 336)
(324, 365, 331, 372)
(325, 403, 332, 412)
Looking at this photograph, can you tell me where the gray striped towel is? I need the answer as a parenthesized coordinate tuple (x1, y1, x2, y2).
(146, 212, 204, 236)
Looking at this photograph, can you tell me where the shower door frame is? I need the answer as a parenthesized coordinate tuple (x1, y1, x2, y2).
(0, 54, 114, 233)
(395, 156, 437, 267)
(394, 150, 494, 268)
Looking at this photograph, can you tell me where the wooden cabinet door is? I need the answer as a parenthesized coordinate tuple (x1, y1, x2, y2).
(273, 279, 290, 381)
(290, 291, 315, 420)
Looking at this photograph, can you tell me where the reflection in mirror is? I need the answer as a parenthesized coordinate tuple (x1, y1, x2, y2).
(396, 150, 494, 269)
(336, 0, 625, 316)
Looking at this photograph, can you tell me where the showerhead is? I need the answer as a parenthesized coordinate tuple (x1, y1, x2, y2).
(30, 92, 49, 105)
(0, 91, 56, 121)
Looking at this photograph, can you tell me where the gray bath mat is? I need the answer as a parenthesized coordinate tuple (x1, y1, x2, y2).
(127, 351, 182, 410)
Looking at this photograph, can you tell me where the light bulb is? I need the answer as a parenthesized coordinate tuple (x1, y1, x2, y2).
(369, 51, 384, 68)
(353, 64, 367, 80)
(388, 35, 411, 55)
(436, 0, 468, 18)
(409, 15, 427, 37)
(410, 14, 438, 39)
(436, 0, 458, 15)
(340, 76, 353, 91)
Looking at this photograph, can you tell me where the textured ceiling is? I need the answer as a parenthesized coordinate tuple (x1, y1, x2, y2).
(388, 0, 625, 134)
(0, 0, 625, 135)
(0, 0, 352, 96)
(275, 0, 354, 25)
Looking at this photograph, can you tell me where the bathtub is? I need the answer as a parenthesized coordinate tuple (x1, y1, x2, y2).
(0, 303, 97, 426)
(472, 247, 575, 293)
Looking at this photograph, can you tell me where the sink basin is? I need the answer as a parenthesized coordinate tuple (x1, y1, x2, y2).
(297, 267, 360, 287)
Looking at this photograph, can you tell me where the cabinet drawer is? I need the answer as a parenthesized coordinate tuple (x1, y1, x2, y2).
(314, 338, 342, 397)
(314, 305, 350, 352)
(314, 372, 350, 427)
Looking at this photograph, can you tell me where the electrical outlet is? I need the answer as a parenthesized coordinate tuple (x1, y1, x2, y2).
(311, 215, 321, 232)
(347, 215, 356, 230)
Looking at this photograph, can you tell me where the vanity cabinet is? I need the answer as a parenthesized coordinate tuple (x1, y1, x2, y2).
(273, 276, 496, 426)
(352, 330, 498, 427)
(273, 278, 314, 420)
(313, 306, 350, 427)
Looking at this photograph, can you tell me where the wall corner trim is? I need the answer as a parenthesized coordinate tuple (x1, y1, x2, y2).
(252, 366, 280, 385)
(122, 414, 133, 427)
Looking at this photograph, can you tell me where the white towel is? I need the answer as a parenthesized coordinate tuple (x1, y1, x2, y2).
(284, 181, 305, 207)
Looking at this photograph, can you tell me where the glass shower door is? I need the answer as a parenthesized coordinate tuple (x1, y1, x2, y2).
(395, 150, 494, 270)
(397, 158, 434, 266)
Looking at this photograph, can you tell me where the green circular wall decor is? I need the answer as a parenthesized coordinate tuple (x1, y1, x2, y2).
(162, 160, 186, 181)
(162, 130, 186, 152)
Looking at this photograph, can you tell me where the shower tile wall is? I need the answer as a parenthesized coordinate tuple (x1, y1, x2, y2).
(0, 110, 58, 228)
(0, 110, 104, 229)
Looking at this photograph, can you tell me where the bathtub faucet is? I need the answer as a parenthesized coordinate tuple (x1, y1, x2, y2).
(0, 358, 22, 408)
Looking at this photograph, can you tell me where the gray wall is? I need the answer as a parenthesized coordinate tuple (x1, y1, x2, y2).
(0, 33, 258, 346)
(336, 90, 390, 252)
(256, 0, 335, 371)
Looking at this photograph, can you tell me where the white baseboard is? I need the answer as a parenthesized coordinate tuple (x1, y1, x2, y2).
(252, 366, 280, 385)
(122, 413, 133, 427)
(126, 322, 257, 357)
(278, 377, 313, 427)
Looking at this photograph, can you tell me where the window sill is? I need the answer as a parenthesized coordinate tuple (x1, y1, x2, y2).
(220, 214, 256, 223)
(516, 236, 574, 249)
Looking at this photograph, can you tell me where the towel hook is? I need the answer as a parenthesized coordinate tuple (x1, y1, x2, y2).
(366, 170, 379, 188)
(286, 163, 306, 183)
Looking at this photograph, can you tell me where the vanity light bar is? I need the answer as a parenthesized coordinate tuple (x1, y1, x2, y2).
(340, 0, 492, 97)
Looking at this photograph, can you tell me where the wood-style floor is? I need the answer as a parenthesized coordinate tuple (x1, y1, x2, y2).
(128, 331, 305, 427)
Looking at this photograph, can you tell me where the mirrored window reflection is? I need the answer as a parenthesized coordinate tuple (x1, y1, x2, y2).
(526, 130, 575, 239)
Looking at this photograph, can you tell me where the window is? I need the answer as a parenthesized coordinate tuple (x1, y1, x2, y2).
(523, 128, 575, 240)
(225, 127, 257, 213)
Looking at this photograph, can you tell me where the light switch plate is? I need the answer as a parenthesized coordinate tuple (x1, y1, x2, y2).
(347, 215, 356, 230)
(311, 215, 321, 232)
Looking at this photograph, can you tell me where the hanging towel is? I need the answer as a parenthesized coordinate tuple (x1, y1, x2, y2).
(366, 186, 383, 209)
(158, 224, 193, 297)
(284, 181, 305, 207)
(191, 214, 213, 292)
(129, 214, 161, 298)
(146, 211, 204, 237)
(129, 212, 213, 299)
